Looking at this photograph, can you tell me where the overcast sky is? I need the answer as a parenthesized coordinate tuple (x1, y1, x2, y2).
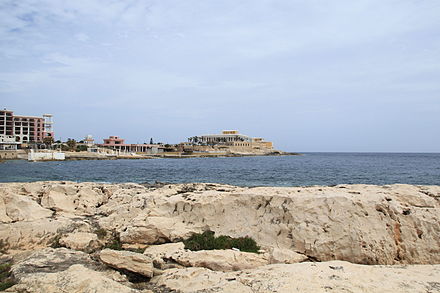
(1, 0, 439, 152)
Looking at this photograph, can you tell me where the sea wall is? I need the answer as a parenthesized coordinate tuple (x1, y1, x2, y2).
(27, 151, 65, 161)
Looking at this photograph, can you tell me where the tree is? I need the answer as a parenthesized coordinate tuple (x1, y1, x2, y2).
(150, 138, 154, 144)
(76, 145, 88, 152)
(66, 139, 77, 151)
(43, 136, 54, 146)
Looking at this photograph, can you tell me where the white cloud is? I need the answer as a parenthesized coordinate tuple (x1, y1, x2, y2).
(0, 0, 439, 151)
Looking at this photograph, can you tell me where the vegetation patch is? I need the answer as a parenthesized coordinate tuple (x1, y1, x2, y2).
(0, 263, 16, 291)
(184, 231, 260, 253)
(50, 234, 63, 249)
(105, 231, 122, 250)
(94, 228, 107, 240)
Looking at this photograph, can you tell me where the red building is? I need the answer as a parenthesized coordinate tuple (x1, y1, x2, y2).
(98, 136, 164, 154)
(0, 109, 54, 146)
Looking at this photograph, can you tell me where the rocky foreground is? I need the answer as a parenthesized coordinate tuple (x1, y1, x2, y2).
(0, 181, 439, 292)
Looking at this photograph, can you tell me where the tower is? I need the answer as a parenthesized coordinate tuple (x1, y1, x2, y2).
(43, 114, 54, 138)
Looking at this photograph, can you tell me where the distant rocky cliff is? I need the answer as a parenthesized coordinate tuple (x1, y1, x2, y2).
(1, 181, 439, 292)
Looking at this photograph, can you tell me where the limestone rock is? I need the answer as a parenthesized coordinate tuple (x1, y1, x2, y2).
(5, 194, 52, 222)
(119, 216, 194, 245)
(144, 183, 440, 265)
(40, 184, 108, 216)
(59, 232, 102, 252)
(7, 264, 137, 293)
(0, 197, 12, 223)
(99, 249, 154, 277)
(172, 249, 270, 272)
(11, 248, 100, 280)
(0, 218, 73, 252)
(143, 242, 185, 260)
(1, 191, 52, 222)
(1, 181, 440, 266)
(152, 260, 440, 293)
(269, 248, 308, 264)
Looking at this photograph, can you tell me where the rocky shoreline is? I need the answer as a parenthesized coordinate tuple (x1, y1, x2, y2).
(1, 181, 439, 292)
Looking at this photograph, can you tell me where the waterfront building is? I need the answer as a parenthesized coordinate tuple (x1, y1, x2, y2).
(189, 130, 252, 144)
(187, 130, 274, 150)
(84, 135, 95, 146)
(0, 109, 54, 149)
(98, 136, 164, 154)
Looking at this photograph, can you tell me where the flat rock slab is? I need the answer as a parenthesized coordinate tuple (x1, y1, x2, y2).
(171, 249, 270, 272)
(7, 264, 137, 293)
(152, 260, 440, 293)
(11, 248, 100, 280)
(100, 249, 154, 277)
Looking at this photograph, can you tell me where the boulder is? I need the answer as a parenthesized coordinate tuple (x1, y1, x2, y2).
(269, 248, 308, 264)
(40, 189, 77, 214)
(99, 249, 154, 277)
(2, 192, 52, 222)
(119, 216, 194, 245)
(143, 242, 186, 270)
(40, 183, 109, 216)
(143, 242, 185, 260)
(59, 232, 102, 252)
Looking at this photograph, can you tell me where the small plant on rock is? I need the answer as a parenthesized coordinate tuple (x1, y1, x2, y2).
(0, 263, 16, 291)
(183, 230, 260, 253)
(105, 231, 122, 250)
(50, 234, 63, 249)
(94, 228, 107, 240)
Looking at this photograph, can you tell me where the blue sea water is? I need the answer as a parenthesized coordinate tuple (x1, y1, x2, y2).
(0, 153, 439, 186)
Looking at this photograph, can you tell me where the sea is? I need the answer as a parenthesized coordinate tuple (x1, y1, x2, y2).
(0, 153, 439, 186)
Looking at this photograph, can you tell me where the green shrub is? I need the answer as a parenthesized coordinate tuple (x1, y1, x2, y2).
(0, 263, 16, 291)
(183, 231, 260, 253)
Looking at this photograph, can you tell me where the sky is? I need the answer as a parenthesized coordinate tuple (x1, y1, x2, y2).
(0, 0, 439, 152)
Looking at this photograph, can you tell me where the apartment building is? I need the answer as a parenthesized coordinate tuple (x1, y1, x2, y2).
(0, 109, 54, 149)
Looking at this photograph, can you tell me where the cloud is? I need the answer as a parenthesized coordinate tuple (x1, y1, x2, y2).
(0, 0, 439, 151)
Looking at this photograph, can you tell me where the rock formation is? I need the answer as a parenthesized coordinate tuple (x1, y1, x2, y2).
(0, 181, 439, 292)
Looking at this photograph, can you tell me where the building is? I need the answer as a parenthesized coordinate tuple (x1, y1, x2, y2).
(188, 130, 274, 150)
(98, 136, 164, 154)
(0, 109, 54, 149)
(84, 135, 95, 147)
(188, 130, 252, 145)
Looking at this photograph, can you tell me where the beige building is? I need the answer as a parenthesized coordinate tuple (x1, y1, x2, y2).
(187, 130, 274, 152)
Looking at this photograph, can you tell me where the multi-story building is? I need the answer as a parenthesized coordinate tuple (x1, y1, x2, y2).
(0, 109, 54, 149)
(188, 130, 252, 145)
(188, 130, 274, 149)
